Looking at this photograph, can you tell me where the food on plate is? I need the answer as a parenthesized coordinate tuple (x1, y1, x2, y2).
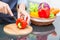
(50, 13, 55, 18)
(29, 3, 39, 18)
(30, 12, 39, 18)
(51, 8, 60, 15)
(29, 3, 38, 12)
(50, 8, 54, 12)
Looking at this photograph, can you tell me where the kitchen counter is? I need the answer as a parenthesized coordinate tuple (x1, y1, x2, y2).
(0, 16, 60, 40)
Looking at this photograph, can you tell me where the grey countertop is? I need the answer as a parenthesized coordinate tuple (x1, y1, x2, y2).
(0, 16, 60, 40)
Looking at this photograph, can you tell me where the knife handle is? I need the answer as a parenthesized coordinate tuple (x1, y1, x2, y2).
(12, 16, 16, 21)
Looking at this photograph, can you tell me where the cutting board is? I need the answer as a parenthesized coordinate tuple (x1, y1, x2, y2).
(3, 23, 33, 35)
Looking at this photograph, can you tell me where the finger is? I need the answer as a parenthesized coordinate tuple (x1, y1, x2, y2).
(0, 5, 4, 13)
(0, 6, 4, 13)
(21, 10, 30, 24)
(18, 10, 23, 19)
(17, 9, 23, 19)
(25, 15, 30, 25)
(0, 8, 2, 13)
(2, 7, 6, 14)
(6, 4, 14, 16)
(4, 6, 8, 14)
(0, 1, 9, 14)
(3, 6, 8, 14)
(27, 15, 30, 25)
(18, 11, 20, 18)
(0, 6, 3, 9)
(23, 15, 27, 20)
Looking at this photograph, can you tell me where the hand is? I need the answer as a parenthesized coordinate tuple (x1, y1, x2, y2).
(18, 10, 30, 25)
(17, 3, 30, 25)
(0, 1, 14, 16)
(22, 10, 30, 25)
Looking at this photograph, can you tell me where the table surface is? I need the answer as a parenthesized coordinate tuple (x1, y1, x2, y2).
(0, 16, 60, 40)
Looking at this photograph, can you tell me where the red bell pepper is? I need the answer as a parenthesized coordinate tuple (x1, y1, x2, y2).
(38, 2, 50, 18)
(38, 9, 50, 18)
(16, 18, 27, 29)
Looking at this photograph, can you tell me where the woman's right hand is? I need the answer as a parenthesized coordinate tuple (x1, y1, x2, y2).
(0, 1, 14, 16)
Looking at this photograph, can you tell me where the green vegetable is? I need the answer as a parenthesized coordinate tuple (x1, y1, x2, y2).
(50, 13, 55, 18)
(29, 2, 39, 12)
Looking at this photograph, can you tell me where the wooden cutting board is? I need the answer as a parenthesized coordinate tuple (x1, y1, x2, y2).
(3, 23, 33, 35)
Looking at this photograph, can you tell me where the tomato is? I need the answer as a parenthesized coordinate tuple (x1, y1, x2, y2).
(38, 2, 50, 18)
(16, 18, 27, 29)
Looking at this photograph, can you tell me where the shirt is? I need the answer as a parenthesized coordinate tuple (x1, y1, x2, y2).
(1, 0, 17, 11)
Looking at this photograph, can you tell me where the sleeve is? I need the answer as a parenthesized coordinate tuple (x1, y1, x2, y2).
(18, 0, 28, 7)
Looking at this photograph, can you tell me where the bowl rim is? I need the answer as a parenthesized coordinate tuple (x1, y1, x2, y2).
(30, 16, 56, 22)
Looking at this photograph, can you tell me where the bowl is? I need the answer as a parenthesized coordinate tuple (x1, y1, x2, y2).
(30, 16, 56, 26)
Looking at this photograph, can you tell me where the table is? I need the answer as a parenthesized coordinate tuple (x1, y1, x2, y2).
(0, 16, 60, 40)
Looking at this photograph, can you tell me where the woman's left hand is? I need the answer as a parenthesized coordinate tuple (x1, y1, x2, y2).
(18, 9, 30, 25)
(17, 3, 30, 25)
